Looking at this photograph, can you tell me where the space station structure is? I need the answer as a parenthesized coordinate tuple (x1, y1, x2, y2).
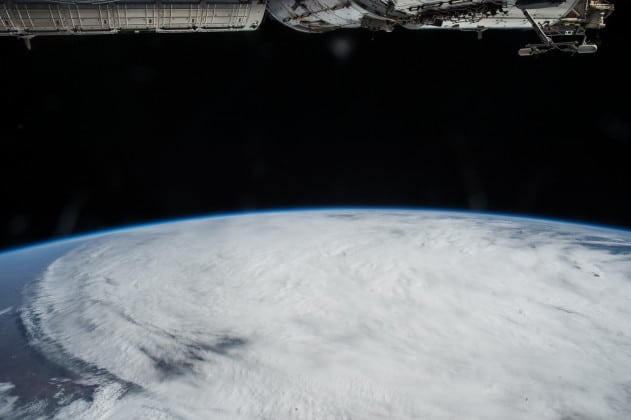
(0, 0, 614, 55)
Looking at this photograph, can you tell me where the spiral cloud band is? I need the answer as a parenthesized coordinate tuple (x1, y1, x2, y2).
(21, 211, 631, 419)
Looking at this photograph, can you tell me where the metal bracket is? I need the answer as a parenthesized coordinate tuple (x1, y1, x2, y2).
(522, 9, 551, 46)
(517, 7, 598, 56)
(518, 41, 598, 56)
(20, 35, 35, 51)
(476, 26, 487, 40)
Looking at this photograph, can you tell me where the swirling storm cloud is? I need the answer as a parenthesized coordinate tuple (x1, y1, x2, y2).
(4, 211, 631, 418)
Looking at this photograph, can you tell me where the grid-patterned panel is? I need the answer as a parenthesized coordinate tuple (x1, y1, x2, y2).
(0, 1, 264, 35)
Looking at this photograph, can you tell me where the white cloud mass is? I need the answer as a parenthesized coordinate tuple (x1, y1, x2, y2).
(21, 211, 631, 419)
(0, 382, 18, 418)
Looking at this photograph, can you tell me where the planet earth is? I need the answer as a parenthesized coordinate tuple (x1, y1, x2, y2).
(1, 209, 631, 419)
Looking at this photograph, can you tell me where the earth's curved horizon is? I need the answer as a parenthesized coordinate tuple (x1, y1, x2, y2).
(1, 209, 631, 419)
(4, 208, 631, 257)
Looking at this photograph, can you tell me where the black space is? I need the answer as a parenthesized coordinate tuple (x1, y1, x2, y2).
(1, 2, 630, 251)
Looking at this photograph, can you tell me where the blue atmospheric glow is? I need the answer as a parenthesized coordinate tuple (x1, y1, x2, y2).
(2, 207, 630, 256)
